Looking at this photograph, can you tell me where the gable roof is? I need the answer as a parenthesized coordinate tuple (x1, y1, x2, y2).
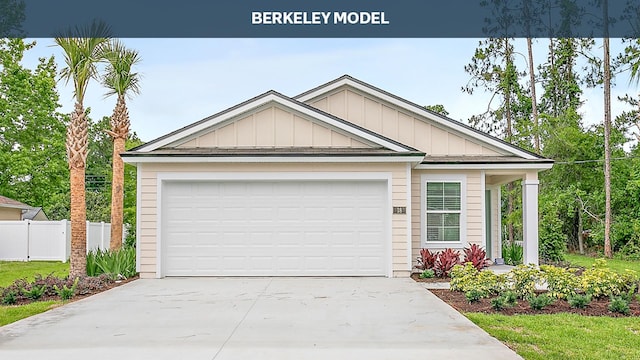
(0, 195, 31, 210)
(295, 75, 544, 161)
(22, 207, 48, 220)
(131, 90, 419, 154)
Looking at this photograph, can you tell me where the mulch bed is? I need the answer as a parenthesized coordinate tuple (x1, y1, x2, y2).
(429, 288, 640, 317)
(8, 275, 139, 307)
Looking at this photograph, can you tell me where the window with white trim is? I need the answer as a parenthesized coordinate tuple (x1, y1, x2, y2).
(425, 181, 461, 242)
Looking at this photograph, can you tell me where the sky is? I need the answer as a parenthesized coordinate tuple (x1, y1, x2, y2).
(20, 38, 639, 144)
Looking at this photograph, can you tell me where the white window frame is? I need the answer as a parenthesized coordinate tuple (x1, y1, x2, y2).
(421, 174, 467, 248)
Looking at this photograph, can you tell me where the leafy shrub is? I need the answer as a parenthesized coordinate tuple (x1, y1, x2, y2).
(580, 259, 639, 298)
(540, 265, 580, 299)
(538, 201, 566, 262)
(490, 296, 507, 311)
(567, 294, 592, 309)
(608, 296, 631, 315)
(465, 289, 486, 303)
(502, 242, 523, 265)
(22, 284, 46, 301)
(31, 273, 66, 297)
(419, 269, 435, 279)
(528, 293, 555, 310)
(508, 264, 541, 299)
(434, 248, 461, 277)
(2, 290, 17, 305)
(54, 277, 79, 301)
(616, 240, 640, 261)
(450, 263, 479, 292)
(450, 263, 507, 295)
(73, 274, 114, 296)
(501, 291, 518, 307)
(463, 244, 491, 270)
(86, 247, 137, 279)
(620, 284, 637, 303)
(490, 293, 518, 311)
(416, 249, 438, 270)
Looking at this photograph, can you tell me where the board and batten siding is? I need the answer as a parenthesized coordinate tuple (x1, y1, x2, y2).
(410, 170, 483, 267)
(175, 104, 371, 149)
(307, 87, 505, 156)
(137, 162, 410, 278)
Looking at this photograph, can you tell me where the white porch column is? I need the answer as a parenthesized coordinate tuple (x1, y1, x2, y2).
(522, 177, 539, 266)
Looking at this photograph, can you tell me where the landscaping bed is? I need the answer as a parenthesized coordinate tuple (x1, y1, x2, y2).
(430, 288, 640, 316)
(2, 274, 138, 307)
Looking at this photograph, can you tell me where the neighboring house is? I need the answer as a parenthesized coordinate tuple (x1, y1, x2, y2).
(122, 75, 553, 279)
(0, 195, 32, 221)
(22, 207, 49, 221)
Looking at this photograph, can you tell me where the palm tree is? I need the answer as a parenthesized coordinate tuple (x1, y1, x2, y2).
(55, 22, 111, 277)
(102, 40, 141, 250)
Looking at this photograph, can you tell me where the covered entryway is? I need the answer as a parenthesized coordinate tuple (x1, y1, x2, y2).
(161, 179, 389, 276)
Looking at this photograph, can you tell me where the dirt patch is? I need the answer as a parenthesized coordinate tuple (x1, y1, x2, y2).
(429, 288, 640, 317)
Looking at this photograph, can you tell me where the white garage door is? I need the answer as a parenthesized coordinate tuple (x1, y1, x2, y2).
(161, 180, 388, 276)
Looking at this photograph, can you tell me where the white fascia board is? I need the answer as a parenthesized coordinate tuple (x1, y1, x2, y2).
(415, 162, 553, 170)
(123, 155, 426, 164)
(296, 78, 538, 160)
(138, 93, 409, 153)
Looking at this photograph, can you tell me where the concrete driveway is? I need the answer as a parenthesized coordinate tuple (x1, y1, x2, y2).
(0, 278, 520, 359)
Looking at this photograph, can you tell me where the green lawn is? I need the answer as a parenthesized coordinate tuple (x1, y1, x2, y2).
(0, 261, 69, 288)
(467, 313, 640, 360)
(0, 301, 62, 327)
(565, 253, 640, 273)
(0, 261, 69, 327)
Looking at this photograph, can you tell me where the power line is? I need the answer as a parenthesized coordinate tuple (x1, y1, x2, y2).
(555, 156, 640, 164)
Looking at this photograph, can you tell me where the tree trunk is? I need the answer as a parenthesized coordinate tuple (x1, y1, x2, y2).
(109, 94, 130, 250)
(527, 38, 540, 153)
(504, 38, 515, 245)
(109, 137, 125, 250)
(603, 2, 613, 259)
(67, 102, 88, 277)
(577, 206, 585, 255)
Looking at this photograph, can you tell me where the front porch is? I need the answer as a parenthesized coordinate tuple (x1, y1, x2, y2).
(485, 169, 540, 265)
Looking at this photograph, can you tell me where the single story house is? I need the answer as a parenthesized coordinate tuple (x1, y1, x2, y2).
(22, 207, 49, 221)
(0, 195, 33, 221)
(122, 75, 553, 279)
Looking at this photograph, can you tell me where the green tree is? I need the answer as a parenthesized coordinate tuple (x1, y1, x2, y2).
(102, 40, 141, 250)
(424, 104, 449, 116)
(55, 22, 111, 277)
(0, 39, 68, 216)
(464, 37, 532, 245)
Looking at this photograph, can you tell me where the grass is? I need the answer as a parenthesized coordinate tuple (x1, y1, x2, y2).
(0, 261, 69, 288)
(0, 301, 62, 327)
(565, 253, 640, 273)
(467, 313, 640, 360)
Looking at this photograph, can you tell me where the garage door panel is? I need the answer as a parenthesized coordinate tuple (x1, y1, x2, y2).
(163, 180, 387, 276)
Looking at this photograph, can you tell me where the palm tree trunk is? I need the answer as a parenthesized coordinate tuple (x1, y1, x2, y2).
(109, 94, 129, 250)
(68, 102, 88, 277)
(110, 136, 125, 250)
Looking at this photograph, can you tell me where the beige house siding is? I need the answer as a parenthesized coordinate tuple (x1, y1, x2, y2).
(138, 162, 410, 279)
(308, 87, 505, 156)
(410, 169, 484, 267)
(0, 207, 22, 220)
(175, 104, 372, 149)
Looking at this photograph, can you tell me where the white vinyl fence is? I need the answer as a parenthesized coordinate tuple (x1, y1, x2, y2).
(0, 220, 125, 262)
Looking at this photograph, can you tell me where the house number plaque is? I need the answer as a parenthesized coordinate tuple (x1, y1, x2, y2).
(392, 207, 406, 214)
